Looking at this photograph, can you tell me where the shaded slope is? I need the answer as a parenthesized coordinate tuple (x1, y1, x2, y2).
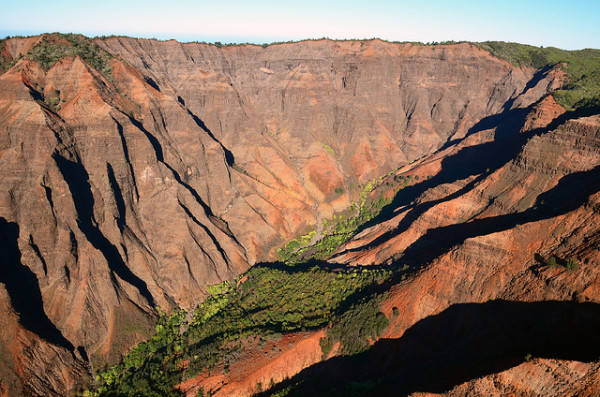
(53, 154, 155, 307)
(335, 104, 600, 262)
(399, 163, 600, 266)
(261, 300, 600, 396)
(0, 218, 73, 350)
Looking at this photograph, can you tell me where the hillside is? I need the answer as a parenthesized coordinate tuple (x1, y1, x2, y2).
(0, 33, 599, 396)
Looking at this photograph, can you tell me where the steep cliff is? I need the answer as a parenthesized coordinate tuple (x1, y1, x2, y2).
(0, 33, 599, 396)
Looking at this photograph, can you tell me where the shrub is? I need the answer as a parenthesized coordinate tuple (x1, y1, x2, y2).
(25, 33, 113, 79)
(320, 297, 389, 357)
(566, 258, 579, 271)
(320, 143, 335, 156)
(278, 173, 407, 264)
(547, 256, 559, 267)
(45, 95, 60, 109)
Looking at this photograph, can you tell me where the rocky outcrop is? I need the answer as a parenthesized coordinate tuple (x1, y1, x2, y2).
(0, 33, 589, 395)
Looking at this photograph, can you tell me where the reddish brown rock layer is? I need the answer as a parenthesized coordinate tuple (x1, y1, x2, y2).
(178, 330, 326, 397)
(179, 101, 600, 396)
(0, 34, 586, 395)
(258, 106, 600, 395)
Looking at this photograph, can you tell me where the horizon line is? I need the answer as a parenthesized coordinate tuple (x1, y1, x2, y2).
(2, 31, 599, 52)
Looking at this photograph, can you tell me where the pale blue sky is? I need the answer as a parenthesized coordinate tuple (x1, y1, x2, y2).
(1, 0, 598, 49)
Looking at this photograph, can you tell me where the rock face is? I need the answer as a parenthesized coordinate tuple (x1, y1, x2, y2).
(97, 37, 542, 255)
(177, 103, 600, 397)
(0, 34, 595, 395)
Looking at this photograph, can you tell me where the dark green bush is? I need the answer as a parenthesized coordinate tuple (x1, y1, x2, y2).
(320, 297, 389, 357)
(0, 40, 21, 74)
(566, 258, 579, 270)
(25, 33, 113, 78)
(547, 256, 559, 267)
(92, 263, 392, 396)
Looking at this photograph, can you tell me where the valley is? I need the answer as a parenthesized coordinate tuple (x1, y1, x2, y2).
(0, 33, 599, 396)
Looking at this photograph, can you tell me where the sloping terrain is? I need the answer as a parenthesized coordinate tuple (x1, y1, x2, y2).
(0, 34, 599, 396)
(175, 98, 600, 397)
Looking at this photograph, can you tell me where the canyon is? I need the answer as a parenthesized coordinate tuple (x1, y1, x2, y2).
(0, 34, 599, 396)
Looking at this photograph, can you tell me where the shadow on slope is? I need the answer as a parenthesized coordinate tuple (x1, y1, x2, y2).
(334, 101, 600, 261)
(436, 65, 555, 152)
(262, 300, 600, 397)
(0, 217, 74, 350)
(53, 154, 155, 307)
(399, 162, 600, 266)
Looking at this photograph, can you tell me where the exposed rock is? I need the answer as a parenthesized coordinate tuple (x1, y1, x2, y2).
(173, 101, 600, 397)
(0, 33, 595, 395)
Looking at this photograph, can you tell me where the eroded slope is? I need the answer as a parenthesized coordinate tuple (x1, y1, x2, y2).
(0, 34, 598, 396)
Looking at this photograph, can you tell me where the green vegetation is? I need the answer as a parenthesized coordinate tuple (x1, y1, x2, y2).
(205, 280, 231, 295)
(320, 296, 389, 357)
(304, 194, 389, 261)
(0, 55, 17, 74)
(92, 309, 186, 396)
(45, 95, 60, 109)
(0, 39, 20, 74)
(184, 264, 391, 371)
(276, 198, 383, 263)
(538, 253, 580, 270)
(25, 33, 113, 78)
(43, 89, 61, 111)
(0, 40, 8, 72)
(277, 171, 413, 264)
(475, 41, 600, 111)
(320, 142, 336, 156)
(276, 230, 317, 261)
(566, 257, 579, 271)
(547, 256, 559, 267)
(91, 263, 392, 396)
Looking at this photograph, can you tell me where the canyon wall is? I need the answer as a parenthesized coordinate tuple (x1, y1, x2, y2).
(0, 35, 582, 395)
